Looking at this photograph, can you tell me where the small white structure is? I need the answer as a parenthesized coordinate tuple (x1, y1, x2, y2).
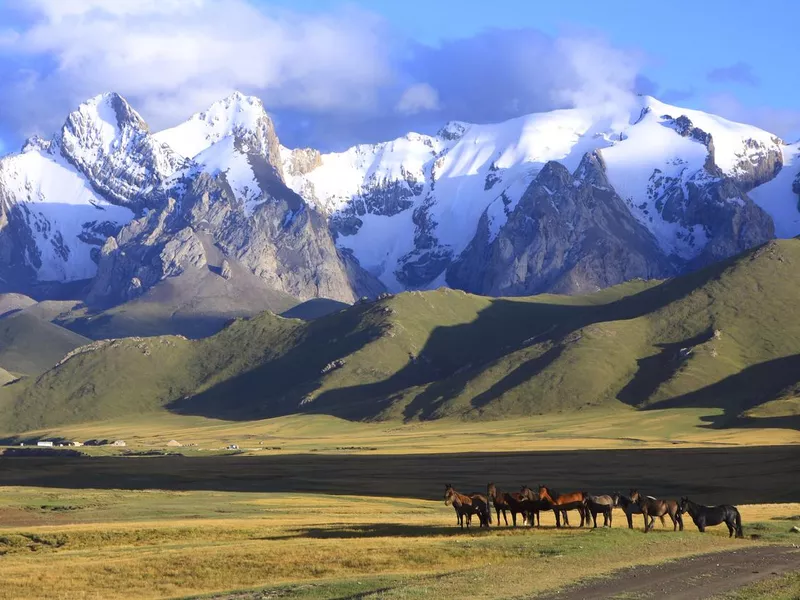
(70, 441, 83, 447)
(112, 440, 127, 447)
(226, 444, 239, 450)
(166, 440, 182, 447)
(37, 441, 54, 447)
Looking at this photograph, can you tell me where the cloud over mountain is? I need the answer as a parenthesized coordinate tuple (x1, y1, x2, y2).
(0, 0, 647, 151)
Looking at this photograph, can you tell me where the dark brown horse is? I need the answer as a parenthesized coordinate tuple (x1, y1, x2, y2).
(519, 485, 550, 527)
(583, 493, 619, 528)
(538, 485, 588, 528)
(444, 484, 490, 529)
(630, 490, 683, 533)
(617, 493, 666, 529)
(487, 483, 526, 527)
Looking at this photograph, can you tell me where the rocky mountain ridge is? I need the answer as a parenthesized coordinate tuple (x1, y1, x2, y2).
(0, 92, 798, 308)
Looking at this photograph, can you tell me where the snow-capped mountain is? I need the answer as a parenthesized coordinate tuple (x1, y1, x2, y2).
(281, 95, 792, 293)
(1, 90, 798, 305)
(0, 93, 183, 288)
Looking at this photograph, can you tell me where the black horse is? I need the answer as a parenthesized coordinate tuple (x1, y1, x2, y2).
(679, 497, 744, 538)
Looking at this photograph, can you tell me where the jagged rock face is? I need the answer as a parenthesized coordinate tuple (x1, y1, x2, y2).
(88, 171, 385, 306)
(58, 93, 187, 210)
(447, 154, 674, 296)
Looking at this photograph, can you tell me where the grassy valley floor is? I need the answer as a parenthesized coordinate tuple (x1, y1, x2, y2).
(0, 487, 798, 600)
(3, 407, 799, 455)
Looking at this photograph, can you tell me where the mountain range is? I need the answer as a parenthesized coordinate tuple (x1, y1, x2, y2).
(1, 91, 799, 313)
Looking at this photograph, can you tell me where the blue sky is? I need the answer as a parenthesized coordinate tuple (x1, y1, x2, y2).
(0, 0, 798, 154)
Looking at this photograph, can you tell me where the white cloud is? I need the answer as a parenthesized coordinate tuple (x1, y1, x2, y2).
(553, 36, 643, 129)
(706, 93, 800, 141)
(0, 0, 393, 132)
(395, 83, 440, 115)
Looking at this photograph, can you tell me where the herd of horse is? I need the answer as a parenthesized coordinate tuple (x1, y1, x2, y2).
(443, 484, 745, 538)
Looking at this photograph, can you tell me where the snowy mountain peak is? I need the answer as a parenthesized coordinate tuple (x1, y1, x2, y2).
(154, 91, 278, 162)
(59, 93, 147, 156)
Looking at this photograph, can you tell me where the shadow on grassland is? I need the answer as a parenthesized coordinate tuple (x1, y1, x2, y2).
(0, 446, 797, 504)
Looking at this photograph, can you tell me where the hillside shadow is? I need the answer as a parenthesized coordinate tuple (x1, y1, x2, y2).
(616, 329, 715, 407)
(646, 354, 800, 431)
(168, 247, 734, 422)
(0, 447, 797, 503)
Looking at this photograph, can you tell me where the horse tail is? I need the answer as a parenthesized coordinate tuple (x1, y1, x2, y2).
(735, 508, 744, 538)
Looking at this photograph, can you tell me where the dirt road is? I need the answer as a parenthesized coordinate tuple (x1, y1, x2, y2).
(534, 545, 799, 599)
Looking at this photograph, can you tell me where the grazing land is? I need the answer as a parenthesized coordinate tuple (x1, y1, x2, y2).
(3, 407, 798, 457)
(0, 483, 797, 600)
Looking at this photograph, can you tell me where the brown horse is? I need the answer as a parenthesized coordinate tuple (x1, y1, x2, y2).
(583, 493, 619, 528)
(519, 485, 550, 527)
(630, 490, 683, 533)
(538, 485, 588, 528)
(444, 484, 490, 529)
(487, 483, 526, 527)
(616, 493, 663, 529)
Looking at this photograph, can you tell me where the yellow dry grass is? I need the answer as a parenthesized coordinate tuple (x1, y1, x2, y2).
(0, 487, 796, 600)
(11, 407, 799, 456)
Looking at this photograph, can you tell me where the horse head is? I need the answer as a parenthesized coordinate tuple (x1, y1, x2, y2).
(678, 496, 690, 514)
(487, 482, 496, 497)
(520, 485, 536, 500)
(629, 489, 642, 505)
(444, 484, 454, 505)
(537, 485, 552, 502)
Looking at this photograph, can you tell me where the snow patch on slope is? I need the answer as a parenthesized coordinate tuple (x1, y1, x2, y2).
(0, 147, 133, 280)
(191, 137, 264, 215)
(749, 143, 800, 237)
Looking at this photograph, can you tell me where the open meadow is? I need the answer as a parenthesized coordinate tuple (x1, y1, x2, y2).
(0, 486, 798, 600)
(0, 434, 798, 599)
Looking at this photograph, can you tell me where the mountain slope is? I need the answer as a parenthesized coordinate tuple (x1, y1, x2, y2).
(0, 311, 90, 376)
(283, 95, 787, 293)
(2, 238, 799, 433)
(87, 94, 385, 306)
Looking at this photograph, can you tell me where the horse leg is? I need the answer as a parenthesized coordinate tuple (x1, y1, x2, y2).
(726, 519, 735, 537)
(503, 509, 509, 527)
(512, 510, 517, 527)
(553, 509, 561, 528)
(626, 511, 633, 529)
(677, 511, 684, 532)
(563, 510, 571, 527)
(592, 509, 598, 529)
(669, 512, 677, 531)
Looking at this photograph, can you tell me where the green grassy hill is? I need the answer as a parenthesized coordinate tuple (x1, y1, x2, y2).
(1, 239, 799, 434)
(0, 312, 90, 377)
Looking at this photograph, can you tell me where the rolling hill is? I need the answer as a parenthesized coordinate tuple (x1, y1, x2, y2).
(1, 238, 799, 434)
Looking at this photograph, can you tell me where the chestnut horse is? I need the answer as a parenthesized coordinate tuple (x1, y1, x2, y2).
(679, 497, 743, 538)
(519, 485, 550, 527)
(630, 490, 683, 533)
(538, 485, 588, 528)
(444, 484, 490, 529)
(487, 483, 526, 527)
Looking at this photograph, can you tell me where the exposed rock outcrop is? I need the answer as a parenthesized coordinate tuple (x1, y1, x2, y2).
(447, 153, 675, 295)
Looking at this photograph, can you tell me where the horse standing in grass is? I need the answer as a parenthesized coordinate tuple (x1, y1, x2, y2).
(679, 497, 744, 538)
(630, 490, 683, 533)
(583, 493, 619, 528)
(617, 493, 666, 530)
(537, 485, 588, 528)
(519, 485, 550, 527)
(487, 483, 526, 527)
(444, 484, 490, 529)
